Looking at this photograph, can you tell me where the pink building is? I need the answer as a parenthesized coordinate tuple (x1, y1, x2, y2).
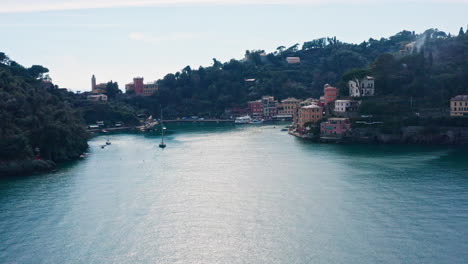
(323, 84, 338, 105)
(248, 100, 264, 117)
(320, 118, 351, 136)
(133, 77, 144, 95)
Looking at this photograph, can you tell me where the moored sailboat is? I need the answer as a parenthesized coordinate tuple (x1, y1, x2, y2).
(159, 109, 166, 148)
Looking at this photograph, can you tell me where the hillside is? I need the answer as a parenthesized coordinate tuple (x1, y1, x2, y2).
(125, 28, 467, 118)
(0, 53, 88, 165)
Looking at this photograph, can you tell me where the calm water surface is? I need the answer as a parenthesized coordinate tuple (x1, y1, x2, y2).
(1, 123, 467, 264)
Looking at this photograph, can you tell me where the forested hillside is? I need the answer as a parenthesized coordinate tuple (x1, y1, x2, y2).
(0, 53, 88, 162)
(128, 28, 467, 118)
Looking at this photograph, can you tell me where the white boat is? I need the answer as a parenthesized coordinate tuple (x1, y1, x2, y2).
(235, 115, 252, 124)
(250, 119, 264, 124)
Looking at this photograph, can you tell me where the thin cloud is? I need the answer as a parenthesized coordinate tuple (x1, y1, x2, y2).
(0, 23, 120, 28)
(129, 32, 200, 44)
(1, 0, 466, 13)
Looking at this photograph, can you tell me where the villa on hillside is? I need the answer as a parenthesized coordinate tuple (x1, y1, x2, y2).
(87, 94, 108, 102)
(125, 77, 158, 96)
(286, 57, 301, 64)
(334, 100, 359, 114)
(349, 76, 375, 97)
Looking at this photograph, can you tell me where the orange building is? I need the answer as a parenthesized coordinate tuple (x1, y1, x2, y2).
(323, 84, 338, 105)
(297, 104, 323, 131)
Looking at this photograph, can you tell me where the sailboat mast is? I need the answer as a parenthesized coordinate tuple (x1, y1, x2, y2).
(161, 108, 164, 142)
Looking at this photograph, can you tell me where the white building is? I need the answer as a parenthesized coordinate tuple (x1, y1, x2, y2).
(87, 94, 108, 102)
(348, 76, 375, 97)
(286, 57, 301, 64)
(334, 100, 359, 113)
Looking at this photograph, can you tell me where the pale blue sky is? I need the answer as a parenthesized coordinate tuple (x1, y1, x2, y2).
(0, 0, 467, 91)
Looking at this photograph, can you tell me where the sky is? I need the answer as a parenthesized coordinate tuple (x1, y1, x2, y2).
(0, 0, 467, 92)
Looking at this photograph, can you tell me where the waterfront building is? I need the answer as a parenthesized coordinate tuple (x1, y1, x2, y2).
(323, 84, 338, 105)
(286, 57, 301, 64)
(87, 94, 108, 102)
(248, 100, 264, 118)
(320, 118, 351, 137)
(348, 76, 375, 97)
(278, 97, 300, 117)
(126, 77, 158, 96)
(262, 96, 278, 119)
(298, 104, 323, 131)
(334, 100, 359, 113)
(450, 95, 468, 117)
(91, 75, 108, 94)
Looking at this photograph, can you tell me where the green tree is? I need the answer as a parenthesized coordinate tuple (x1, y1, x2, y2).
(105, 81, 121, 99)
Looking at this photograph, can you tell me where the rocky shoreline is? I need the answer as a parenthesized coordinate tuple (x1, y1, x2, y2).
(290, 126, 468, 145)
(0, 159, 57, 177)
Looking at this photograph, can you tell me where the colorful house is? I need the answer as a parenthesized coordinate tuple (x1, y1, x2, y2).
(323, 84, 338, 105)
(298, 105, 323, 132)
(248, 100, 264, 118)
(320, 118, 351, 137)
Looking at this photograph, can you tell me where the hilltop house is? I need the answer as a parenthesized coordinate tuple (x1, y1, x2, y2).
(125, 77, 158, 96)
(286, 57, 301, 64)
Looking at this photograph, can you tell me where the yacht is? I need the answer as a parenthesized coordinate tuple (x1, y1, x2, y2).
(234, 115, 252, 124)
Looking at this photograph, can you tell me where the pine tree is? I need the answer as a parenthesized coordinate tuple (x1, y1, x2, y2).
(459, 27, 465, 36)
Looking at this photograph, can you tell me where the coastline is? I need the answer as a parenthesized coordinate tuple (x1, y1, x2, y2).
(289, 126, 468, 145)
(0, 159, 57, 177)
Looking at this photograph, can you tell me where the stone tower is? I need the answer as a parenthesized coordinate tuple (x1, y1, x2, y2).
(91, 75, 96, 92)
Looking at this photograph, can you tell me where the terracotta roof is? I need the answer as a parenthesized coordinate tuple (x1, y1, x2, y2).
(282, 97, 300, 102)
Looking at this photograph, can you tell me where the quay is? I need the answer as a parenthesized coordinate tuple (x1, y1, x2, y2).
(161, 119, 234, 123)
(87, 119, 234, 132)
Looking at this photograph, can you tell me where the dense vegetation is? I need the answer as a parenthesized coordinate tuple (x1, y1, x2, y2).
(0, 53, 88, 162)
(123, 28, 467, 118)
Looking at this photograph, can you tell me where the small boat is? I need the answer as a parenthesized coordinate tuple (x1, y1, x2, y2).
(281, 128, 288, 131)
(250, 119, 264, 124)
(101, 145, 106, 149)
(235, 115, 252, 124)
(159, 109, 167, 148)
(106, 138, 111, 145)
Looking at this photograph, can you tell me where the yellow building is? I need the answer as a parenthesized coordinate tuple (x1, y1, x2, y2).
(278, 98, 300, 116)
(143, 83, 158, 96)
(450, 95, 468, 117)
